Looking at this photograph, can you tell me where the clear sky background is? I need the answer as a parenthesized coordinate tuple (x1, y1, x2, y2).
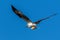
(0, 0, 60, 40)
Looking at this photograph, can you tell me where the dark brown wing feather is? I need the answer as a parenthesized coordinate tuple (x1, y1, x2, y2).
(34, 14, 57, 24)
(11, 5, 32, 22)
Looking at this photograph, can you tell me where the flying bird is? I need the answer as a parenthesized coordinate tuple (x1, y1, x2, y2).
(11, 5, 56, 30)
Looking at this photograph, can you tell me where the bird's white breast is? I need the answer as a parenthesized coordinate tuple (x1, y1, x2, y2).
(27, 22, 36, 27)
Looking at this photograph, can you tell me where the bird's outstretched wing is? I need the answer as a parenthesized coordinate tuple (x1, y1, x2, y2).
(11, 5, 32, 23)
(34, 14, 57, 24)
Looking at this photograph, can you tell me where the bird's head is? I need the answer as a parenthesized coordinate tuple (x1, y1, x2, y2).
(31, 25, 36, 30)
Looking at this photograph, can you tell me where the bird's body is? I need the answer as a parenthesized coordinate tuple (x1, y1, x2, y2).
(27, 22, 36, 30)
(11, 5, 57, 30)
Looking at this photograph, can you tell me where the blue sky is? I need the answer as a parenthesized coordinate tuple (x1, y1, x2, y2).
(0, 0, 60, 40)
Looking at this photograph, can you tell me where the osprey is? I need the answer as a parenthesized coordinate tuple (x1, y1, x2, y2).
(11, 5, 56, 30)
